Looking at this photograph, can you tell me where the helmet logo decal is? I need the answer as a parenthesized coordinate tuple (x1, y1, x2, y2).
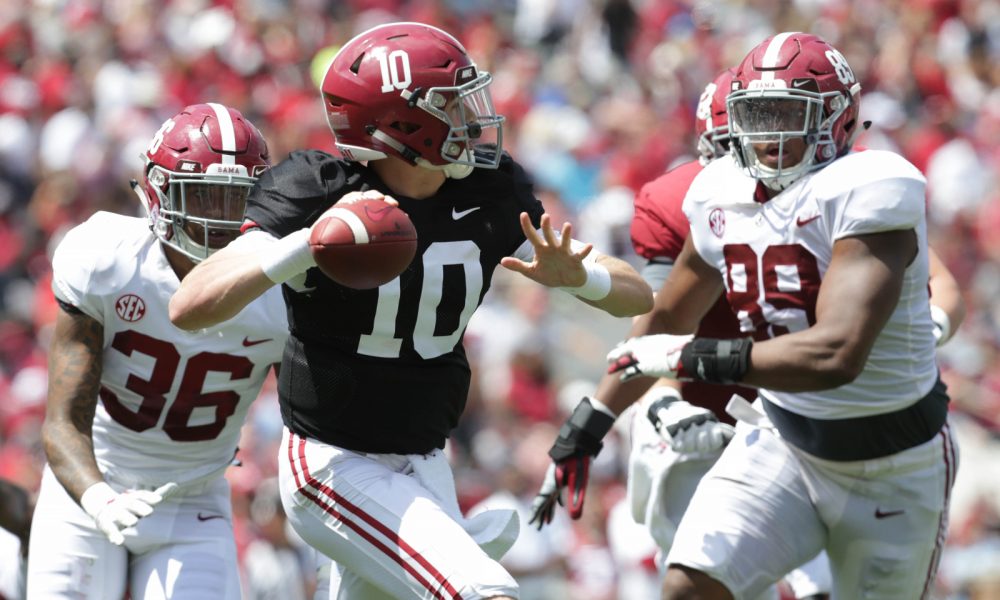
(455, 66, 477, 85)
(115, 294, 147, 322)
(376, 50, 412, 93)
(825, 49, 856, 85)
(177, 160, 200, 172)
(208, 164, 246, 175)
(748, 79, 787, 90)
(328, 112, 350, 131)
(709, 208, 726, 238)
(147, 118, 176, 155)
(696, 83, 716, 121)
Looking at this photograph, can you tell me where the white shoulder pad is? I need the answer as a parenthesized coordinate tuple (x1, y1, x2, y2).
(811, 151, 927, 240)
(812, 150, 925, 198)
(51, 212, 151, 322)
(683, 156, 756, 223)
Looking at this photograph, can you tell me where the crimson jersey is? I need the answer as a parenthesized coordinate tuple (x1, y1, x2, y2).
(631, 160, 755, 423)
(243, 149, 545, 454)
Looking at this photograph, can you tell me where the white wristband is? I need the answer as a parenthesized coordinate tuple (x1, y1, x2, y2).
(258, 229, 315, 284)
(561, 261, 612, 301)
(930, 304, 951, 347)
(641, 385, 683, 407)
(80, 481, 116, 519)
(588, 396, 617, 418)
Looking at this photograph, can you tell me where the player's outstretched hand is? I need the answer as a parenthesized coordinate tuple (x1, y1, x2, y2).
(529, 397, 615, 530)
(645, 389, 735, 454)
(528, 463, 563, 529)
(81, 481, 178, 546)
(500, 213, 593, 288)
(607, 334, 693, 381)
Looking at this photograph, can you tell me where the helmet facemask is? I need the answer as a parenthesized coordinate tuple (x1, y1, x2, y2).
(147, 163, 255, 262)
(392, 71, 504, 178)
(728, 86, 851, 191)
(696, 124, 731, 166)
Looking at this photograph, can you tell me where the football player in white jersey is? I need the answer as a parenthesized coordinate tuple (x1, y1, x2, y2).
(27, 103, 287, 600)
(533, 33, 959, 599)
(614, 32, 956, 599)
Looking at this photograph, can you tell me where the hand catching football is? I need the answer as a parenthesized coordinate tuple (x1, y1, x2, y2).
(309, 191, 418, 289)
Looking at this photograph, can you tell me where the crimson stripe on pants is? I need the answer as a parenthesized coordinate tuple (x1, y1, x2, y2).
(920, 424, 955, 600)
(286, 432, 463, 600)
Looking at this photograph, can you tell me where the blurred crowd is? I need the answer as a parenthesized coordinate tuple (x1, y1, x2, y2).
(0, 0, 998, 598)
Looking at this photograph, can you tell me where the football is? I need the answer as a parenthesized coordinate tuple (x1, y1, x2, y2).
(308, 199, 418, 289)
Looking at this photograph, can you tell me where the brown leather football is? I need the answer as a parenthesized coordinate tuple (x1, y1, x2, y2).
(308, 199, 417, 289)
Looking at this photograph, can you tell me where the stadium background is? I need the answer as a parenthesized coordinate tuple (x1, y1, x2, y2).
(0, 0, 997, 597)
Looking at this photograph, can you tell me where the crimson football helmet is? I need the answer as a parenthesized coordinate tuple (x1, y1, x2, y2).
(727, 32, 862, 190)
(136, 103, 269, 262)
(321, 22, 504, 179)
(695, 67, 737, 165)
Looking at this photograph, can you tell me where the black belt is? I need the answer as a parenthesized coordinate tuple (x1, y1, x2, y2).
(761, 378, 949, 461)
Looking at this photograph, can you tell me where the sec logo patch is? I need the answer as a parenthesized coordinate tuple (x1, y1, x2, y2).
(709, 208, 725, 238)
(115, 294, 146, 322)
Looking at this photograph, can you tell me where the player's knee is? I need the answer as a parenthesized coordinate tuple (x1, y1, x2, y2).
(662, 565, 734, 600)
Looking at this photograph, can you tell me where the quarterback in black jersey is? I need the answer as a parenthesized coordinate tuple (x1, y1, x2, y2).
(171, 22, 652, 600)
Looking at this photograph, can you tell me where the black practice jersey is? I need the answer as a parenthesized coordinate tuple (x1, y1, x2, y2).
(244, 149, 544, 454)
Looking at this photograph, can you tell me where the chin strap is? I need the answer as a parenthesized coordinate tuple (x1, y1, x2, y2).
(371, 129, 474, 179)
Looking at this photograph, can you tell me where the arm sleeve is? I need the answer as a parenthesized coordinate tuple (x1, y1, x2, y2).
(631, 179, 689, 261)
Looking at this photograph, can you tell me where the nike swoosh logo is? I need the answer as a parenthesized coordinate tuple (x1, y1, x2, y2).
(197, 513, 226, 522)
(452, 206, 481, 220)
(796, 214, 821, 227)
(242, 337, 273, 347)
(874, 508, 905, 519)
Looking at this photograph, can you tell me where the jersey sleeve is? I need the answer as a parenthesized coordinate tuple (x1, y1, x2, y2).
(828, 177, 926, 240)
(506, 153, 545, 225)
(821, 152, 927, 240)
(630, 161, 701, 261)
(498, 153, 545, 256)
(50, 213, 137, 323)
(243, 150, 350, 238)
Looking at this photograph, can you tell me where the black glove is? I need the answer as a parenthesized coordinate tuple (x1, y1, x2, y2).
(528, 397, 615, 529)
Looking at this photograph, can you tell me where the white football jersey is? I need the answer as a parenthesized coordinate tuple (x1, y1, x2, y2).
(683, 151, 937, 419)
(51, 212, 289, 486)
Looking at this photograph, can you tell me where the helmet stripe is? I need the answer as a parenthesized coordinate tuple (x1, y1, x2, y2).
(207, 102, 237, 164)
(759, 31, 798, 82)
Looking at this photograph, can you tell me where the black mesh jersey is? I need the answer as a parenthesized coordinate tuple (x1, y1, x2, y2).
(244, 149, 544, 454)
